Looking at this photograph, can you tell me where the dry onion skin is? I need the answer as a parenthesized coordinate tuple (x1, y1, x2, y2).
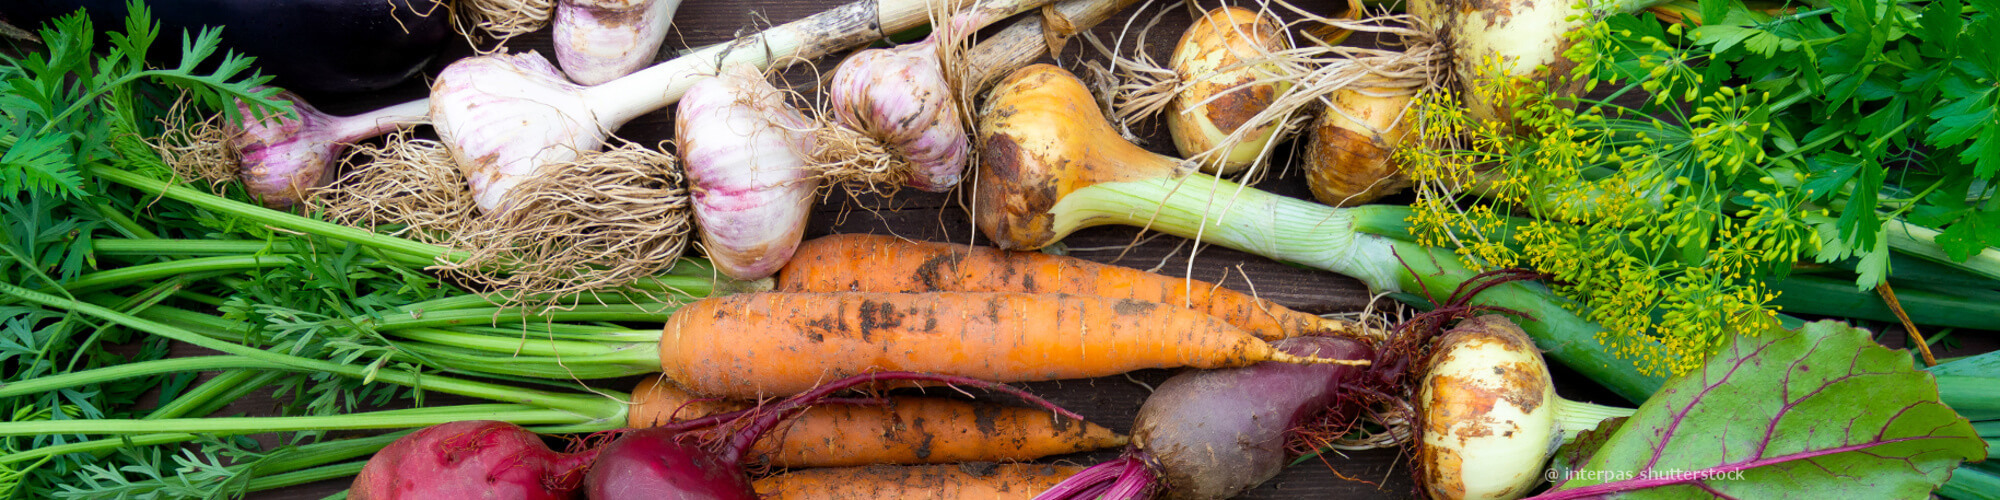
(1416, 315, 1632, 500)
(1303, 85, 1415, 206)
(1164, 5, 1294, 175)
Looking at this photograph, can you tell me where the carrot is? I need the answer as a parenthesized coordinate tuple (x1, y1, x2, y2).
(658, 291, 1366, 398)
(628, 375, 1129, 468)
(777, 234, 1376, 341)
(752, 463, 1088, 500)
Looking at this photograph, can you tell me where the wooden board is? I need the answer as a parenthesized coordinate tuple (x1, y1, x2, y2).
(146, 0, 1994, 498)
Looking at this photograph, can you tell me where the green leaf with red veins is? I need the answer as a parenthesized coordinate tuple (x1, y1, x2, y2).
(1535, 321, 1985, 499)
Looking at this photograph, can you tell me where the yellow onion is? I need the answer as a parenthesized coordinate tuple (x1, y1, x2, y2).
(1303, 87, 1414, 206)
(1416, 315, 1632, 500)
(1165, 6, 1294, 175)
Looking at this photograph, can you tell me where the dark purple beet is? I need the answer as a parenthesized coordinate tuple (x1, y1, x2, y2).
(0, 0, 449, 94)
(351, 420, 597, 500)
(583, 426, 758, 500)
(1042, 336, 1377, 500)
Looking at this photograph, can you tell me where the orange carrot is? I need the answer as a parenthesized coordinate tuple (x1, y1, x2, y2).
(658, 291, 1365, 398)
(777, 234, 1375, 341)
(627, 375, 1129, 468)
(752, 463, 1087, 499)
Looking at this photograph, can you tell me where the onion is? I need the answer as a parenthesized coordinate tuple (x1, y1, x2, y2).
(554, 0, 682, 84)
(1416, 315, 1632, 500)
(676, 64, 818, 280)
(1302, 86, 1414, 206)
(1164, 6, 1293, 175)
(1408, 0, 1663, 128)
(226, 89, 428, 208)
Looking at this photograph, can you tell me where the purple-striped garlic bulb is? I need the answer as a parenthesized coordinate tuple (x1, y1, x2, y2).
(430, 52, 606, 213)
(676, 64, 820, 280)
(554, 0, 683, 85)
(228, 89, 429, 207)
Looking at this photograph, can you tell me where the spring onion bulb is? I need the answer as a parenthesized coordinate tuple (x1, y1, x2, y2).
(1416, 315, 1632, 500)
(555, 0, 683, 84)
(823, 0, 1057, 191)
(429, 0, 977, 213)
(1164, 6, 1294, 175)
(225, 89, 429, 208)
(677, 64, 819, 280)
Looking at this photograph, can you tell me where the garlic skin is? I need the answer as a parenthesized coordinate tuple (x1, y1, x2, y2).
(827, 42, 969, 191)
(430, 52, 606, 213)
(229, 89, 429, 208)
(555, 0, 683, 85)
(1166, 6, 1293, 175)
(677, 65, 820, 280)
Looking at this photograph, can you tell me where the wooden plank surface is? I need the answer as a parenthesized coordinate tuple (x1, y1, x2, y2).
(162, 0, 1994, 498)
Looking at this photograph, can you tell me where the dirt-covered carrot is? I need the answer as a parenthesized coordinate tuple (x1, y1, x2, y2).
(659, 291, 1364, 398)
(752, 463, 1086, 499)
(776, 234, 1376, 341)
(628, 375, 1128, 468)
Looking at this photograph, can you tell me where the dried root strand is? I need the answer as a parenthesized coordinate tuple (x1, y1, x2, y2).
(307, 131, 479, 245)
(807, 123, 910, 198)
(438, 142, 695, 304)
(151, 105, 240, 193)
(453, 0, 557, 50)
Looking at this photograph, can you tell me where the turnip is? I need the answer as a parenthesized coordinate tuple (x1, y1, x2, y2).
(584, 370, 1086, 499)
(350, 420, 597, 500)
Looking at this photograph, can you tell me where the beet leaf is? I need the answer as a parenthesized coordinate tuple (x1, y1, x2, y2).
(1535, 320, 1986, 498)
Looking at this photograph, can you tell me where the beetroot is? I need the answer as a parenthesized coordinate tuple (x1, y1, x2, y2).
(585, 371, 1086, 500)
(584, 426, 757, 500)
(1039, 336, 1377, 500)
(351, 420, 597, 500)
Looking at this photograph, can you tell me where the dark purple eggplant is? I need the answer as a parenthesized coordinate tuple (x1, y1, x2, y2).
(1, 0, 450, 94)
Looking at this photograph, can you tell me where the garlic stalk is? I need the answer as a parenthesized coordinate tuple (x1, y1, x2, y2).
(677, 64, 820, 280)
(555, 0, 683, 84)
(430, 0, 975, 213)
(824, 0, 1055, 191)
(228, 89, 430, 208)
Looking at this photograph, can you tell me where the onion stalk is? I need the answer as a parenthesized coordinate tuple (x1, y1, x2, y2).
(974, 64, 1667, 402)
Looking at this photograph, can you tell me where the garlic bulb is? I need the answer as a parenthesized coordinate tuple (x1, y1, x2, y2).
(429, 51, 604, 213)
(229, 89, 429, 207)
(677, 64, 820, 280)
(554, 0, 683, 84)
(826, 42, 968, 191)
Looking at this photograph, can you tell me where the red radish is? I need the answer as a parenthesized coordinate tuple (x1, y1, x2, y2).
(350, 420, 596, 500)
(584, 371, 1085, 500)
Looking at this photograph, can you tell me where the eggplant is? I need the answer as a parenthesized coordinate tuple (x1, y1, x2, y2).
(1, 0, 450, 94)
